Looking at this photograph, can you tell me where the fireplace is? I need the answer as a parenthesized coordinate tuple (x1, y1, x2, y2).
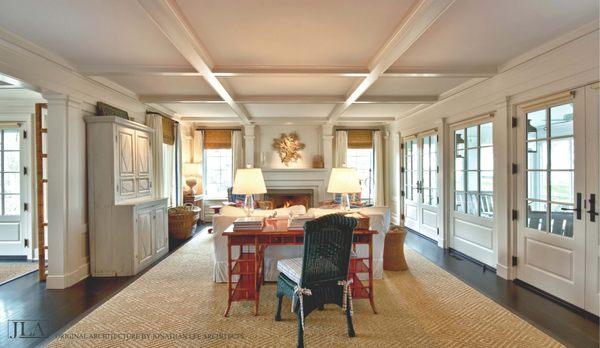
(263, 189, 314, 209)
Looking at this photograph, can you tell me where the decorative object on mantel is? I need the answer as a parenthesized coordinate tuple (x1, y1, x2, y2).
(383, 225, 408, 271)
(96, 101, 129, 120)
(312, 154, 324, 168)
(272, 132, 305, 166)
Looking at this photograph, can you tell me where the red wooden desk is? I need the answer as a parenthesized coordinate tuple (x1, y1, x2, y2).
(223, 220, 378, 316)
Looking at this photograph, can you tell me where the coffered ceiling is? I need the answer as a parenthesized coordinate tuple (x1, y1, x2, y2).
(0, 0, 597, 124)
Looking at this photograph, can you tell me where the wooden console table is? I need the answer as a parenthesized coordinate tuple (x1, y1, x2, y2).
(223, 221, 377, 316)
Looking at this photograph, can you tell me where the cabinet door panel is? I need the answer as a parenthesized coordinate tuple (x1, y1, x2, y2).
(118, 127, 135, 177)
(136, 131, 152, 197)
(154, 207, 167, 255)
(117, 127, 136, 200)
(136, 210, 154, 268)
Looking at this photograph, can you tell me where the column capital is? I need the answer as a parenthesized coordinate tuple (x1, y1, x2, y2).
(243, 123, 255, 136)
(321, 123, 333, 136)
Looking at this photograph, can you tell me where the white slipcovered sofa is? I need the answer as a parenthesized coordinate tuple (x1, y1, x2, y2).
(212, 205, 390, 282)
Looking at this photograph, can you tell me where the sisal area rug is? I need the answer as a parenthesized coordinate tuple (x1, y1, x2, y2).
(48, 230, 562, 347)
(0, 261, 37, 284)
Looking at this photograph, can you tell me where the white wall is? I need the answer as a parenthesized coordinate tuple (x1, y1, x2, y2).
(391, 26, 599, 279)
(0, 30, 149, 288)
(256, 125, 322, 169)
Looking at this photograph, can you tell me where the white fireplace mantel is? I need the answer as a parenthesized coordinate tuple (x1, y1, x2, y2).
(261, 168, 332, 206)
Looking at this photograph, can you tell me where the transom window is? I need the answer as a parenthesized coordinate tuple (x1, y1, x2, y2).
(0, 129, 21, 216)
(454, 122, 494, 218)
(204, 148, 232, 198)
(525, 102, 574, 237)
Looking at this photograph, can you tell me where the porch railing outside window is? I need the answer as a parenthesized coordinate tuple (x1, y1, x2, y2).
(454, 122, 494, 218)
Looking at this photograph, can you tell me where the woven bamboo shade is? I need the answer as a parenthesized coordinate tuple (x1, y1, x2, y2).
(348, 130, 373, 149)
(162, 117, 175, 145)
(204, 129, 232, 149)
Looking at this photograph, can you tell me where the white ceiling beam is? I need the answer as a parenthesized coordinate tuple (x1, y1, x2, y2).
(140, 94, 438, 104)
(80, 64, 493, 79)
(356, 95, 437, 104)
(327, 0, 456, 123)
(212, 65, 369, 77)
(137, 0, 251, 124)
(140, 95, 224, 103)
(79, 65, 200, 76)
(383, 66, 496, 78)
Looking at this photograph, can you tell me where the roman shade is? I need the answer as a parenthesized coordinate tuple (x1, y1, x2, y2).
(204, 129, 232, 149)
(162, 117, 175, 145)
(347, 130, 373, 149)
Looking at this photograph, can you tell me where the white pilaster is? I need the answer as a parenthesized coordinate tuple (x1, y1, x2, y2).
(495, 99, 512, 279)
(321, 124, 333, 168)
(44, 93, 89, 289)
(436, 118, 449, 249)
(244, 124, 255, 167)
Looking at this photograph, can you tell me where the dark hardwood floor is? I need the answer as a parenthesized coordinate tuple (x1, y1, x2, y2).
(0, 224, 210, 348)
(1, 225, 597, 347)
(405, 229, 599, 348)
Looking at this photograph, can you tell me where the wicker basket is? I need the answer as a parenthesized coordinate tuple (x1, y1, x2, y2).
(168, 204, 201, 240)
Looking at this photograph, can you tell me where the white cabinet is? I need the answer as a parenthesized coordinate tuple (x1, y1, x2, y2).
(86, 116, 168, 277)
(115, 125, 153, 202)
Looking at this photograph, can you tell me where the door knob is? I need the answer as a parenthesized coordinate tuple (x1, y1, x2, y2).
(561, 192, 582, 220)
(587, 193, 598, 222)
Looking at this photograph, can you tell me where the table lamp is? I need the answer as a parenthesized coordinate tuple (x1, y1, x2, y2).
(232, 168, 267, 216)
(183, 162, 202, 195)
(327, 167, 361, 211)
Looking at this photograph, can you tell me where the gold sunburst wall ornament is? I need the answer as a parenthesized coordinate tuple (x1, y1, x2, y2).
(272, 132, 305, 166)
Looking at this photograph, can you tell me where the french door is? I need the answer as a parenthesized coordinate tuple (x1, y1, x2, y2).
(0, 123, 28, 257)
(515, 85, 599, 315)
(403, 133, 438, 240)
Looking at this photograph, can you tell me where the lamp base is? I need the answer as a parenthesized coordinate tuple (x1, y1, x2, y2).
(340, 193, 351, 211)
(244, 194, 255, 216)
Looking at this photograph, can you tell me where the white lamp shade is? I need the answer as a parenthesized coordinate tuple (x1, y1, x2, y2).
(327, 168, 361, 193)
(232, 168, 267, 194)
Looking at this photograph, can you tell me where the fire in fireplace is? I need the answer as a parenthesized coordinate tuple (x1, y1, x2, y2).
(263, 189, 314, 209)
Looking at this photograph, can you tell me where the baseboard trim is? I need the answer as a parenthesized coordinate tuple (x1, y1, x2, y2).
(0, 255, 28, 261)
(448, 248, 497, 273)
(496, 263, 509, 280)
(406, 228, 439, 245)
(513, 279, 599, 323)
(46, 262, 90, 289)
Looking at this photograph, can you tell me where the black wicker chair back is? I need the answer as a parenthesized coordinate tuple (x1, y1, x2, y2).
(300, 214, 356, 288)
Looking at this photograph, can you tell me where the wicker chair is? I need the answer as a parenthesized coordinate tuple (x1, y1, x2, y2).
(275, 214, 357, 348)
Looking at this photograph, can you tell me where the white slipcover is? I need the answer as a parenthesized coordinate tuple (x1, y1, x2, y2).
(212, 205, 390, 282)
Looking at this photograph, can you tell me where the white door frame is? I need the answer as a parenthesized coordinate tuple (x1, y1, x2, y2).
(0, 114, 32, 259)
(514, 88, 586, 308)
(402, 130, 439, 241)
(448, 114, 497, 267)
(584, 83, 599, 315)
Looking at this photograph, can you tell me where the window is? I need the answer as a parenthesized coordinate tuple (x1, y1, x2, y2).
(0, 129, 20, 216)
(421, 135, 438, 206)
(454, 121, 493, 218)
(403, 139, 418, 201)
(525, 102, 574, 237)
(204, 148, 232, 198)
(347, 148, 374, 204)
